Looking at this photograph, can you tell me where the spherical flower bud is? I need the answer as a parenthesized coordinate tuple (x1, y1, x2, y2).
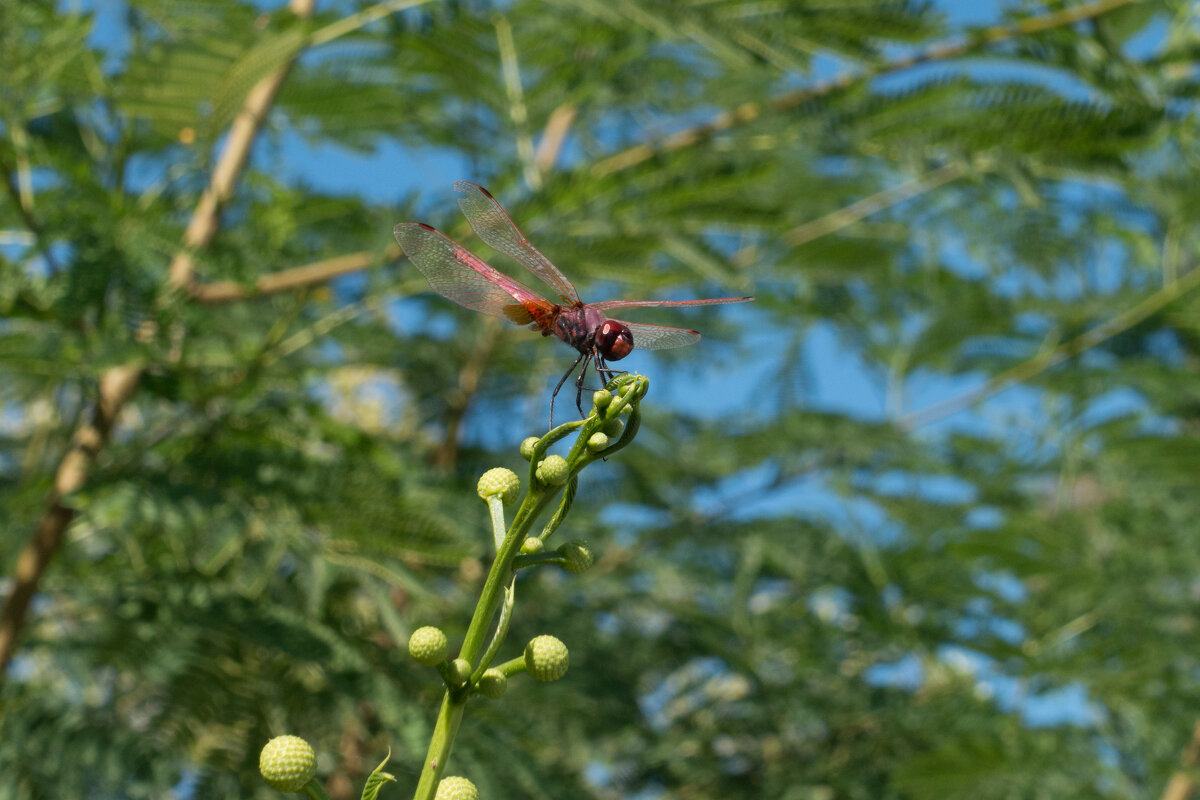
(447, 657, 472, 687)
(520, 537, 543, 554)
(519, 436, 540, 460)
(535, 455, 570, 486)
(477, 668, 508, 699)
(586, 432, 609, 452)
(592, 390, 613, 410)
(602, 418, 623, 438)
(476, 468, 520, 506)
(524, 634, 569, 682)
(436, 776, 479, 800)
(556, 540, 594, 574)
(259, 735, 317, 792)
(408, 626, 448, 666)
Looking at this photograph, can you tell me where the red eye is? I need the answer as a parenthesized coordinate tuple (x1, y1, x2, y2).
(596, 321, 634, 361)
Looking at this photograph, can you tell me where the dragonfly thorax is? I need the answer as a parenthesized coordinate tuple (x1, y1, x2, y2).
(553, 306, 633, 360)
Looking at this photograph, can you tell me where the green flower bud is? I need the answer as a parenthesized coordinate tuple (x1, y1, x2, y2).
(586, 432, 609, 452)
(524, 634, 569, 682)
(477, 668, 508, 699)
(592, 390, 613, 410)
(259, 735, 317, 793)
(477, 468, 520, 506)
(436, 776, 479, 800)
(557, 540, 594, 574)
(519, 436, 540, 460)
(520, 537, 544, 554)
(408, 626, 448, 666)
(602, 418, 624, 438)
(535, 455, 570, 486)
(447, 657, 472, 687)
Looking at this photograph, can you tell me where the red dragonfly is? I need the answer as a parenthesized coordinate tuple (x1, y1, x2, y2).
(394, 181, 753, 423)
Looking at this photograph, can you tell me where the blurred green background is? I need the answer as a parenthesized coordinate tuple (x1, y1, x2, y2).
(3, 0, 1200, 797)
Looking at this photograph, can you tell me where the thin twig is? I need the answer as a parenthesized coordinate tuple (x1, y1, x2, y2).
(0, 0, 317, 676)
(433, 319, 502, 471)
(494, 15, 539, 189)
(308, 0, 435, 48)
(189, 245, 400, 303)
(0, 153, 61, 273)
(1161, 717, 1200, 800)
(262, 297, 375, 365)
(901, 262, 1200, 430)
(534, 104, 577, 174)
(589, 0, 1142, 177)
(11, 126, 35, 212)
(189, 101, 577, 305)
(782, 162, 968, 248)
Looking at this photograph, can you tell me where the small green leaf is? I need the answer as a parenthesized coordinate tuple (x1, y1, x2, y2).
(359, 750, 396, 800)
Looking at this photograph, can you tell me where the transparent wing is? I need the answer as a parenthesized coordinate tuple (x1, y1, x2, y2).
(614, 320, 703, 351)
(393, 222, 553, 324)
(454, 181, 581, 304)
(591, 296, 753, 311)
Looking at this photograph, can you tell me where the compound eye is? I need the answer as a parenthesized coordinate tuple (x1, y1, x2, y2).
(597, 321, 634, 361)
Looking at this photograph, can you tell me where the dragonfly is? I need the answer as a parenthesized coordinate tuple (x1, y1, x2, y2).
(393, 181, 753, 424)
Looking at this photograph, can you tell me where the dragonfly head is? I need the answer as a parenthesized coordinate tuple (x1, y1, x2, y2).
(595, 320, 634, 361)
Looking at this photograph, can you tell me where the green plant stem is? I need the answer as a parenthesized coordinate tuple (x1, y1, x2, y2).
(492, 655, 527, 678)
(513, 552, 567, 570)
(459, 488, 554, 664)
(302, 779, 333, 800)
(411, 693, 466, 800)
(410, 377, 649, 800)
(536, 475, 577, 542)
(471, 577, 516, 682)
(410, 487, 557, 800)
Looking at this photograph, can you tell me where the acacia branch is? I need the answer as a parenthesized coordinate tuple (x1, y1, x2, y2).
(901, 263, 1200, 430)
(167, 3, 314, 289)
(189, 103, 578, 305)
(184, 1, 1138, 306)
(0, 152, 61, 273)
(589, 0, 1142, 178)
(0, 0, 317, 675)
(190, 246, 399, 303)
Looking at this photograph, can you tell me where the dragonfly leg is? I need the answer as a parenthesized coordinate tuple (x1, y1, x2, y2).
(594, 355, 627, 388)
(574, 352, 594, 418)
(550, 350, 588, 429)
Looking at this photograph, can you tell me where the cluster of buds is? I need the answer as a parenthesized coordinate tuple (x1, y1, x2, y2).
(261, 376, 649, 800)
(403, 625, 571, 689)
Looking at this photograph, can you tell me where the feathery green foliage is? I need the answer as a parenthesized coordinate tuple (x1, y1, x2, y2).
(2, 0, 1200, 798)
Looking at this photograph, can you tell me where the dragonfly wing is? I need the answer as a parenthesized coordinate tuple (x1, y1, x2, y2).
(394, 222, 553, 324)
(454, 181, 581, 305)
(614, 320, 703, 351)
(591, 296, 753, 311)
